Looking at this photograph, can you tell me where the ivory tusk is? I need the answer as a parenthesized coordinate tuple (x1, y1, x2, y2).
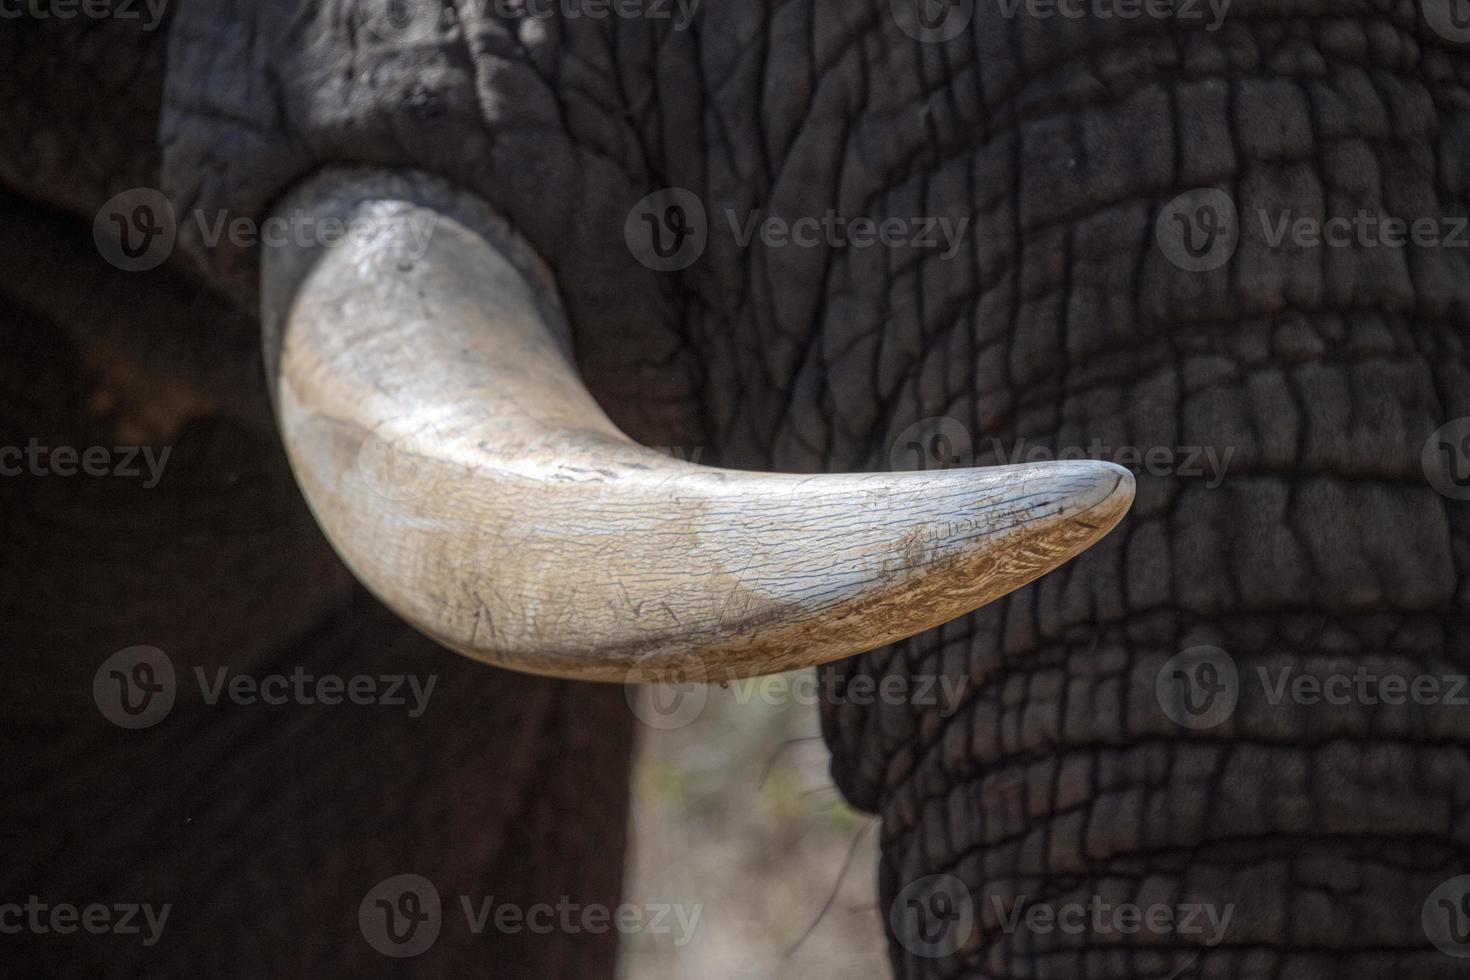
(260, 169, 1134, 682)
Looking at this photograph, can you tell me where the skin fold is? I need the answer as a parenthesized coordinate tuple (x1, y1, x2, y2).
(4, 1, 1470, 977)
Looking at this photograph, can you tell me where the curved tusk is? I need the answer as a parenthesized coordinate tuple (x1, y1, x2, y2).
(260, 169, 1134, 683)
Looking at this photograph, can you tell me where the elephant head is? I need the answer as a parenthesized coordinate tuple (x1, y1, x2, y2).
(3, 0, 1468, 977)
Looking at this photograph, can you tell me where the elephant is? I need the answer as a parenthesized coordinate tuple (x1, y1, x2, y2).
(3, 0, 1469, 977)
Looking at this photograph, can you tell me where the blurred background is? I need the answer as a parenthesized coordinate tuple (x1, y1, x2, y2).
(620, 671, 889, 978)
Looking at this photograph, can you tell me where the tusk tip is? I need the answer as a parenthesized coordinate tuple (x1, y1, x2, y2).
(1054, 458, 1136, 526)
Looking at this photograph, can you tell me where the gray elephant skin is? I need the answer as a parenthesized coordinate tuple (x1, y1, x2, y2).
(3, 1, 1469, 978)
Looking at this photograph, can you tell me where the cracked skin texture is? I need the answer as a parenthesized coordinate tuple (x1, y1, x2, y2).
(5, 0, 1470, 976)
